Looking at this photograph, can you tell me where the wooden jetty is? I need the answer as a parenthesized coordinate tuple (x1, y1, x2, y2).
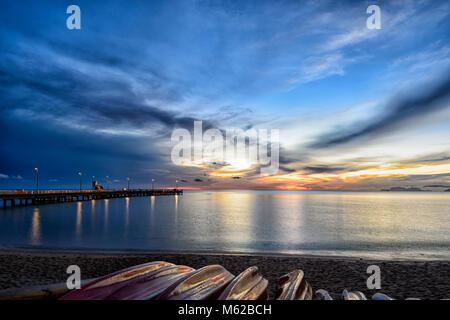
(0, 189, 182, 209)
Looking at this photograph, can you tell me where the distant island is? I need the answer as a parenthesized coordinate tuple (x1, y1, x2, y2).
(381, 187, 425, 192)
(422, 185, 450, 192)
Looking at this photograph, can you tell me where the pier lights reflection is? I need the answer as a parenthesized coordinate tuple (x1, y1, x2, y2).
(125, 197, 130, 232)
(104, 199, 109, 231)
(150, 196, 155, 226)
(90, 198, 96, 231)
(174, 194, 179, 224)
(30, 207, 41, 245)
(76, 202, 82, 239)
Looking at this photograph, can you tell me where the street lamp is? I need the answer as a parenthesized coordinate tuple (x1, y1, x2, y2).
(106, 176, 109, 190)
(175, 180, 178, 189)
(127, 177, 130, 190)
(152, 178, 155, 190)
(78, 171, 82, 191)
(34, 168, 39, 194)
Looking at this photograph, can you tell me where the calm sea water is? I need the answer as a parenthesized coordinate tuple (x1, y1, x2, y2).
(0, 190, 449, 260)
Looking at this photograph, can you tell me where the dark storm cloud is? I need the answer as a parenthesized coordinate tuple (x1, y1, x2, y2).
(303, 165, 346, 174)
(0, 33, 201, 187)
(410, 153, 450, 163)
(0, 53, 199, 131)
(310, 74, 450, 148)
(273, 149, 309, 167)
(392, 173, 450, 182)
(279, 154, 297, 165)
(279, 166, 296, 173)
(194, 178, 203, 182)
(0, 112, 163, 167)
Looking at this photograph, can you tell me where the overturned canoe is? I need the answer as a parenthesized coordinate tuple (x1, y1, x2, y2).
(218, 266, 268, 300)
(315, 289, 333, 300)
(342, 289, 367, 300)
(156, 265, 234, 300)
(60, 261, 176, 300)
(2, 260, 436, 300)
(275, 270, 313, 300)
(102, 265, 194, 300)
(0, 278, 95, 300)
(372, 293, 393, 300)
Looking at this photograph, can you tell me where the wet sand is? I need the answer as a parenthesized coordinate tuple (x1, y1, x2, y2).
(0, 250, 449, 299)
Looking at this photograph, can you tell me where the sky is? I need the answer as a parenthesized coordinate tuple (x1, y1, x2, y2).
(0, 0, 450, 191)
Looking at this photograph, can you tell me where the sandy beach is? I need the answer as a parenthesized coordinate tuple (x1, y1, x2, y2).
(0, 250, 449, 299)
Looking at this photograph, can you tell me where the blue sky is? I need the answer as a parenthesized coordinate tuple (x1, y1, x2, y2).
(1, 0, 449, 190)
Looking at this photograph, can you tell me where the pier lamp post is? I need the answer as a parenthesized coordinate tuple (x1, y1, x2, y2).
(78, 172, 82, 191)
(34, 168, 39, 194)
(106, 176, 109, 190)
(176, 180, 178, 189)
(152, 178, 155, 190)
(127, 177, 130, 190)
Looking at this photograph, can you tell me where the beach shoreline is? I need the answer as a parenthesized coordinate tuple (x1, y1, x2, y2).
(2, 244, 448, 261)
(0, 249, 449, 299)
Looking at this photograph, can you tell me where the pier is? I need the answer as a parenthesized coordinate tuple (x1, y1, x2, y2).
(0, 189, 183, 209)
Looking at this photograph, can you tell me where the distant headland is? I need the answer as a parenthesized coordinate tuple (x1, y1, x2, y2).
(380, 187, 426, 192)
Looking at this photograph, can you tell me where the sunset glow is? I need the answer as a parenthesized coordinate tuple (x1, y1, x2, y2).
(0, 1, 449, 192)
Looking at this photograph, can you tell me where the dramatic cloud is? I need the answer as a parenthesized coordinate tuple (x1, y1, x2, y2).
(410, 153, 450, 164)
(1, 0, 449, 190)
(310, 74, 450, 148)
(303, 166, 346, 174)
(0, 46, 202, 132)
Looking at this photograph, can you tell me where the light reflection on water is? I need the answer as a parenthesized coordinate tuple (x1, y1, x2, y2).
(104, 199, 109, 230)
(125, 197, 129, 231)
(30, 207, 40, 245)
(150, 196, 155, 227)
(1, 190, 450, 260)
(76, 202, 82, 240)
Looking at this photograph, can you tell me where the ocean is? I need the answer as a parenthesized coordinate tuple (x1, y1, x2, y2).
(0, 190, 449, 260)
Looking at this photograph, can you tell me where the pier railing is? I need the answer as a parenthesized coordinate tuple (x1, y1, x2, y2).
(0, 189, 183, 208)
(0, 189, 105, 195)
